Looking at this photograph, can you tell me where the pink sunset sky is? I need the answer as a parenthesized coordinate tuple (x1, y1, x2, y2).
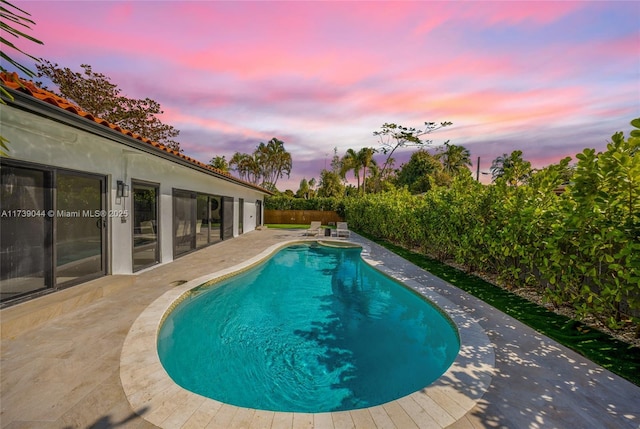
(7, 1, 640, 190)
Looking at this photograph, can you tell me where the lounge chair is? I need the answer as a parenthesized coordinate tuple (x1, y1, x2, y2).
(140, 221, 154, 235)
(305, 221, 322, 236)
(336, 222, 350, 238)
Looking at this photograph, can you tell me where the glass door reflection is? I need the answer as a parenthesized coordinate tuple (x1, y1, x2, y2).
(0, 165, 53, 302)
(133, 183, 159, 271)
(196, 194, 209, 248)
(56, 172, 105, 285)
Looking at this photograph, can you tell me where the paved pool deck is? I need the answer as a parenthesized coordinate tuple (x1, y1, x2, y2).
(1, 228, 639, 429)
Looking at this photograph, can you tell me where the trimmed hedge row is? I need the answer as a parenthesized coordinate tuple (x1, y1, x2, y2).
(344, 132, 639, 332)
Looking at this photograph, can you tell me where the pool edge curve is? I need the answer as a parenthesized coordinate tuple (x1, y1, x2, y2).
(120, 235, 495, 428)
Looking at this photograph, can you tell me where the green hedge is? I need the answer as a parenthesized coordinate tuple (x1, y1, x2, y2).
(345, 130, 639, 331)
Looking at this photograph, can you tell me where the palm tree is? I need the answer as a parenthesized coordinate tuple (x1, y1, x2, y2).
(358, 147, 376, 194)
(1, 0, 44, 156)
(209, 155, 229, 174)
(340, 148, 361, 191)
(256, 137, 292, 190)
(437, 142, 471, 175)
(308, 177, 317, 198)
(230, 152, 260, 184)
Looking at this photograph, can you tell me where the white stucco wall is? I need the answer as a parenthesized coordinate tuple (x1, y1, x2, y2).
(1, 104, 266, 275)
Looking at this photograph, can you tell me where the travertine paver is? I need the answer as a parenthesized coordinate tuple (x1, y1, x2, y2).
(1, 228, 639, 429)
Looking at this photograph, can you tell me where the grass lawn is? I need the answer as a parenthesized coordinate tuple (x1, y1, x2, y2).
(266, 224, 640, 387)
(266, 224, 336, 229)
(265, 224, 310, 229)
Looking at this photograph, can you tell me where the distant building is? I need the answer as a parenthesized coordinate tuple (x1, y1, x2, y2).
(0, 73, 270, 306)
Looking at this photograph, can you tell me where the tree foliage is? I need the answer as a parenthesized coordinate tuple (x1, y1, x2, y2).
(373, 121, 452, 182)
(345, 120, 640, 332)
(296, 178, 312, 199)
(209, 155, 229, 174)
(316, 149, 343, 198)
(359, 147, 376, 193)
(1, 0, 43, 156)
(316, 168, 345, 198)
(436, 141, 472, 175)
(230, 151, 261, 184)
(229, 137, 292, 191)
(256, 137, 292, 190)
(490, 150, 532, 186)
(0, 0, 42, 78)
(340, 148, 361, 191)
(395, 149, 449, 194)
(36, 60, 182, 152)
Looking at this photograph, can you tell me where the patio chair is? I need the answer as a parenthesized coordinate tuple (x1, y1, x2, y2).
(140, 221, 154, 235)
(336, 222, 350, 238)
(305, 221, 322, 236)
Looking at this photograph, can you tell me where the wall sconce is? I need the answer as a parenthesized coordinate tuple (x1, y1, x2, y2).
(116, 180, 130, 198)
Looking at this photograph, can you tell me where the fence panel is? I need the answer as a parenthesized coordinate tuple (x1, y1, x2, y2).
(264, 210, 343, 225)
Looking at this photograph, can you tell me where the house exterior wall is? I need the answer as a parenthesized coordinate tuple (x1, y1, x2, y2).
(0, 103, 265, 280)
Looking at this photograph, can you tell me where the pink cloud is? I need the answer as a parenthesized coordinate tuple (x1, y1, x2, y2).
(460, 1, 585, 27)
(105, 2, 134, 24)
(8, 0, 636, 194)
(162, 107, 270, 142)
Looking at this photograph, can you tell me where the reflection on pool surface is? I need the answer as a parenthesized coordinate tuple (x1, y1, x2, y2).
(157, 243, 460, 413)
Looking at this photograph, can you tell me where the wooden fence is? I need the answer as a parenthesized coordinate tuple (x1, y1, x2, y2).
(264, 210, 343, 225)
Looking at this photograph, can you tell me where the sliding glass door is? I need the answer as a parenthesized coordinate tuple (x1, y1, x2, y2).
(132, 182, 159, 271)
(222, 196, 234, 240)
(0, 165, 53, 302)
(173, 190, 225, 258)
(209, 196, 222, 245)
(1, 162, 107, 305)
(196, 194, 210, 248)
(174, 190, 196, 256)
(55, 172, 106, 285)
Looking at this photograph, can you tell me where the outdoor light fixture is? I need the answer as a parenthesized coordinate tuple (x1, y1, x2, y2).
(116, 180, 130, 198)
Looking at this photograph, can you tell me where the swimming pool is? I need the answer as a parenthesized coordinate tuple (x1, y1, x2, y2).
(157, 242, 460, 413)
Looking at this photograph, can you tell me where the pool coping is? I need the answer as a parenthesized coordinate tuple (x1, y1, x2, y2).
(120, 237, 495, 428)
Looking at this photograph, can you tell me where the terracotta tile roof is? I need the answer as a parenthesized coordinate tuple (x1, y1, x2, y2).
(0, 72, 270, 194)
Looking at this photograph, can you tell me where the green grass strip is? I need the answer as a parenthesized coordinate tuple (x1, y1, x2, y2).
(265, 224, 309, 229)
(266, 224, 335, 230)
(358, 231, 640, 387)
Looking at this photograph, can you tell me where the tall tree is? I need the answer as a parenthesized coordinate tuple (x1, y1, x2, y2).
(316, 169, 344, 198)
(490, 150, 532, 187)
(256, 137, 292, 191)
(340, 148, 361, 191)
(436, 142, 471, 175)
(395, 149, 448, 194)
(209, 155, 229, 174)
(296, 178, 310, 199)
(228, 138, 293, 191)
(374, 121, 452, 182)
(358, 147, 376, 194)
(230, 152, 260, 184)
(36, 60, 182, 152)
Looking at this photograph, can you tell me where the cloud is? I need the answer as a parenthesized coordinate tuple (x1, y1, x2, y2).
(7, 1, 637, 193)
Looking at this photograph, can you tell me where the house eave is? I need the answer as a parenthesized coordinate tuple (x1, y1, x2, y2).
(1, 87, 273, 196)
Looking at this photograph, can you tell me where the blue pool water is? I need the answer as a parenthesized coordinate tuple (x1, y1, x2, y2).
(157, 243, 459, 413)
